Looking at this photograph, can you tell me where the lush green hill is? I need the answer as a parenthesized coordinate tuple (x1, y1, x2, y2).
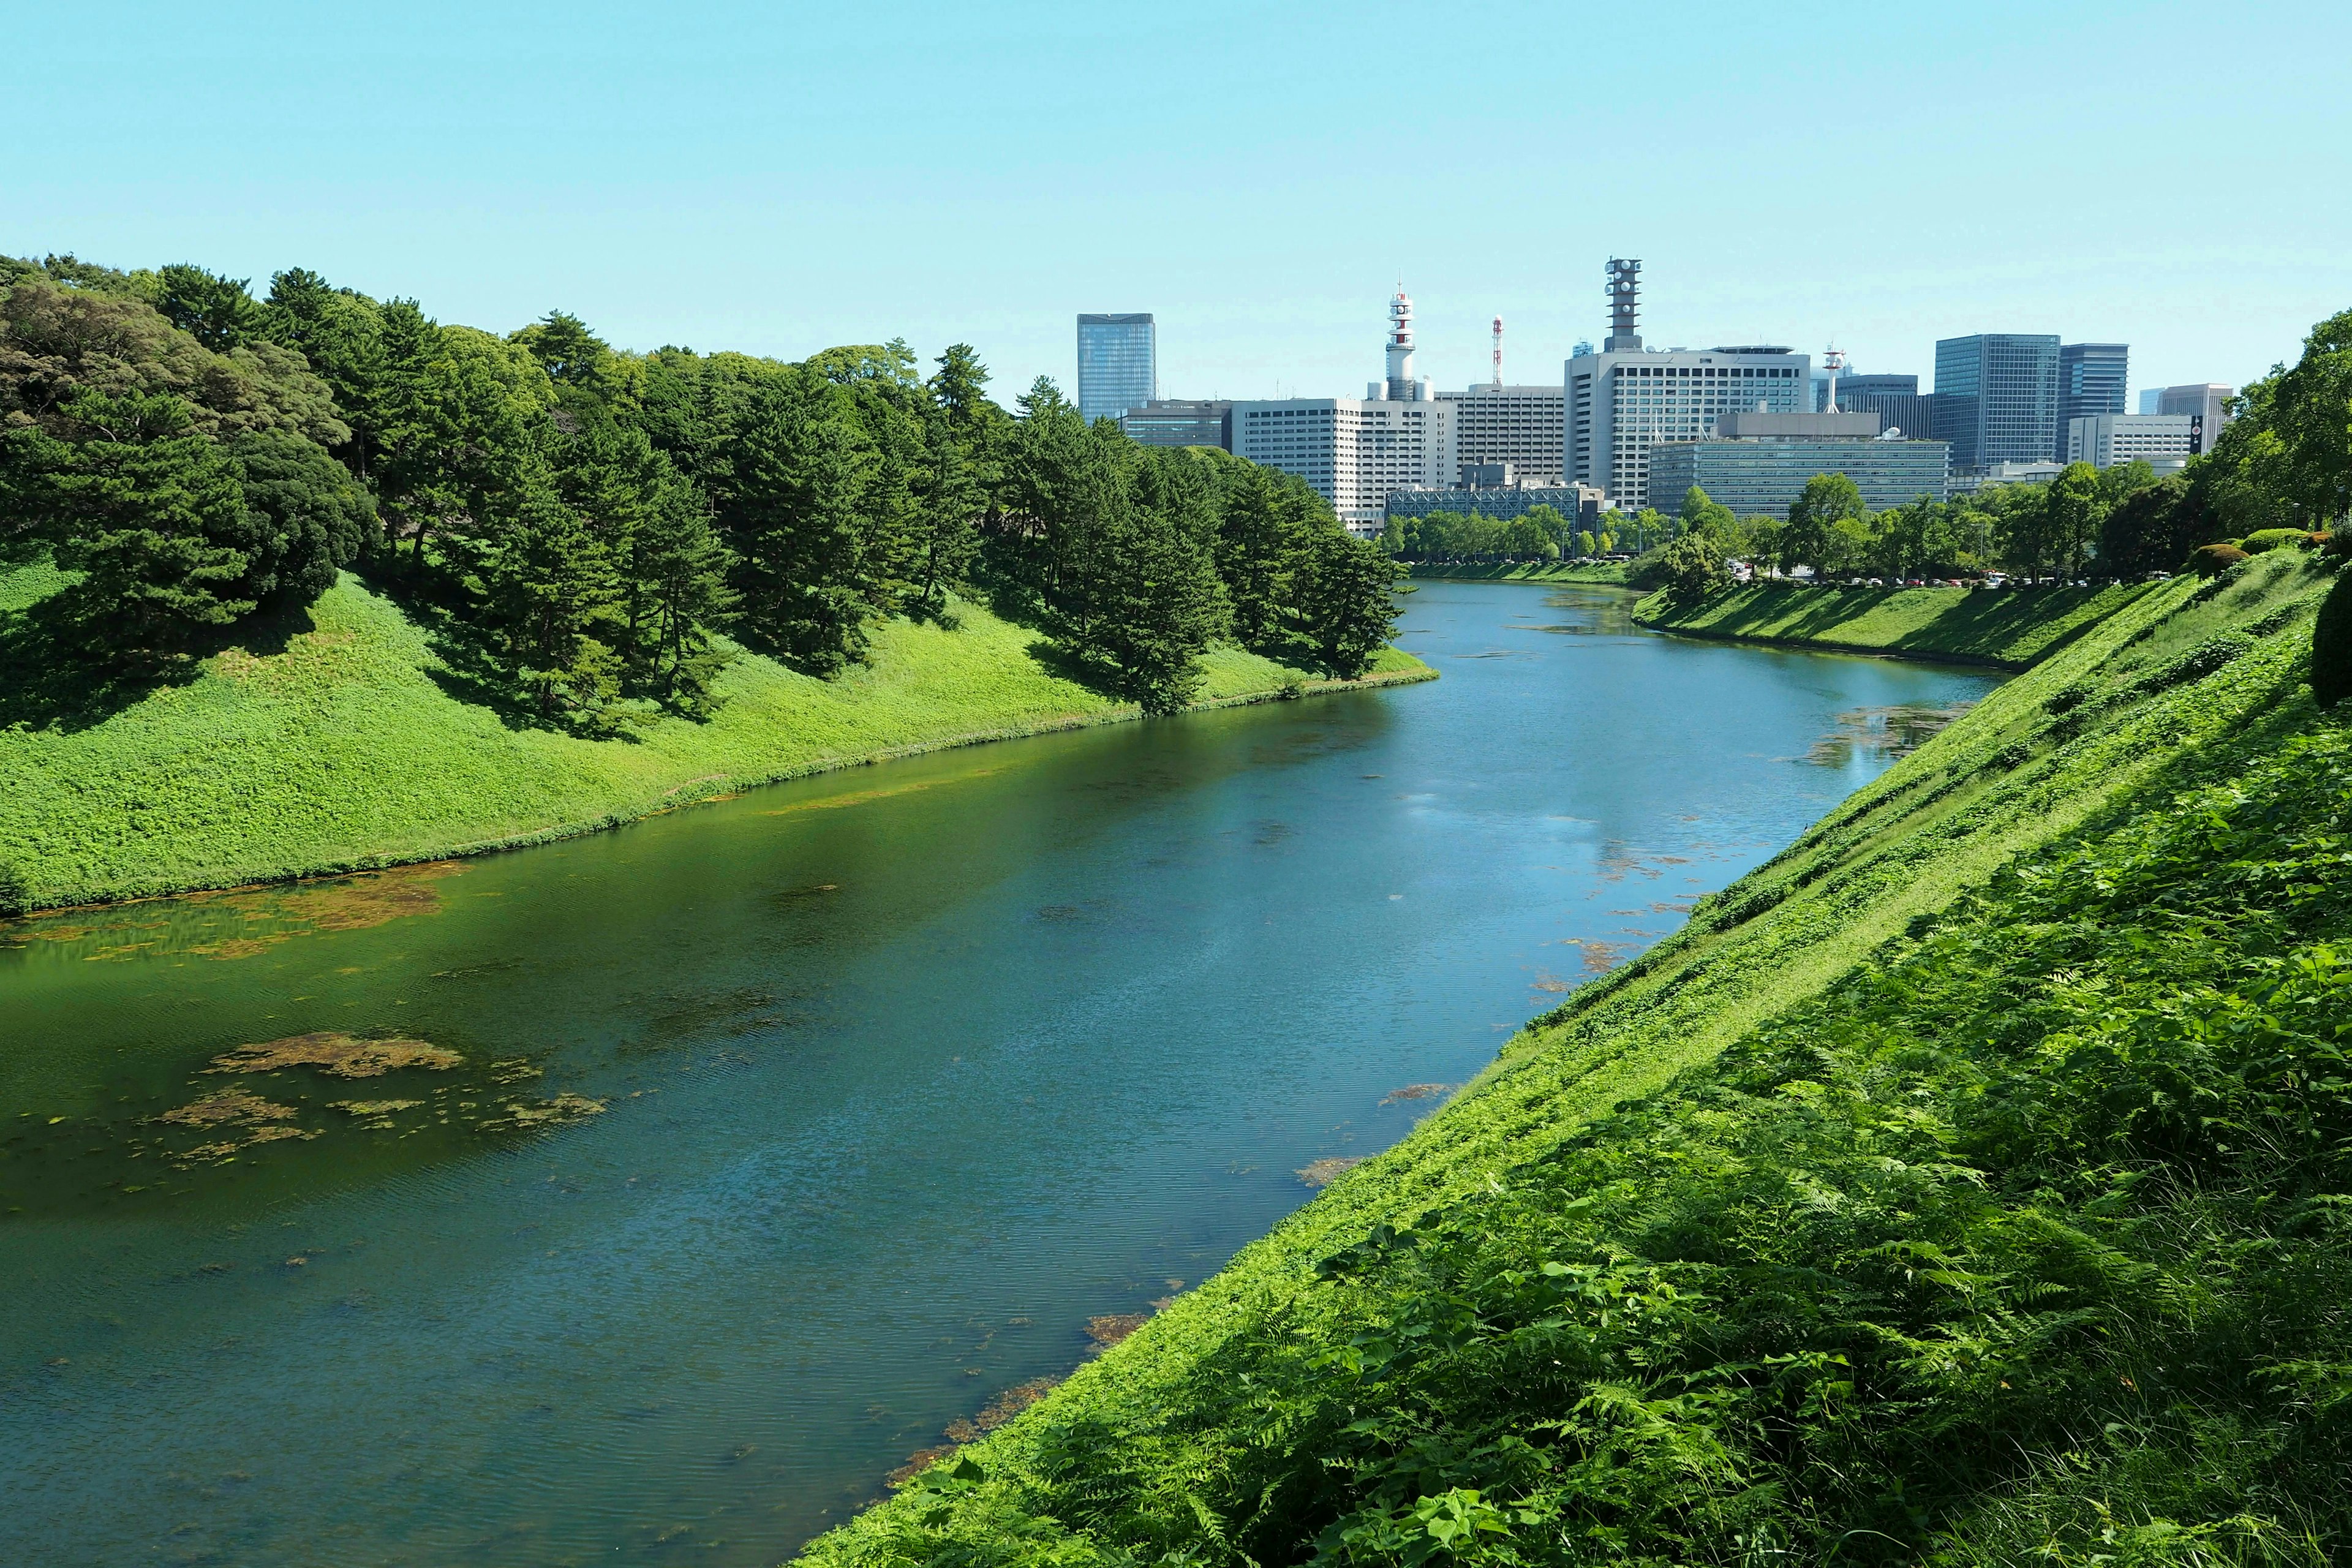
(1636, 580, 2154, 666)
(804, 549, 2350, 1566)
(0, 566, 1428, 910)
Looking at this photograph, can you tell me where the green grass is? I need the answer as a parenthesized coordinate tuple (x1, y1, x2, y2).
(1635, 580, 2154, 666)
(1408, 560, 1630, 586)
(803, 550, 2348, 1567)
(0, 568, 1431, 909)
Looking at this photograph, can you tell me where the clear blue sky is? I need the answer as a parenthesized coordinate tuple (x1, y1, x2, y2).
(13, 1, 2348, 403)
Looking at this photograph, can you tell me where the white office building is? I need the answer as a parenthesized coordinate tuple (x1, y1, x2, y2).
(1232, 398, 1456, 535)
(1563, 260, 1807, 511)
(2155, 383, 2234, 451)
(1436, 385, 1566, 484)
(2066, 413, 2197, 469)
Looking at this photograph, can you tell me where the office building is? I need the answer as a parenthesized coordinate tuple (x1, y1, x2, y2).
(2156, 383, 2234, 451)
(1819, 372, 1918, 412)
(2139, 389, 2165, 415)
(1435, 384, 1566, 483)
(1840, 390, 1937, 442)
(1232, 399, 1455, 535)
(1563, 259, 1809, 511)
(2057, 343, 2130, 459)
(1648, 410, 1949, 517)
(1120, 399, 1232, 450)
(1948, 459, 2066, 494)
(1933, 334, 2060, 471)
(2065, 413, 2196, 469)
(1076, 313, 1155, 424)
(1385, 477, 1607, 530)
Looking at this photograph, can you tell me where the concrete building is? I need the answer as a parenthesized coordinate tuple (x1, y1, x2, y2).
(1819, 372, 1918, 412)
(1948, 459, 2067, 494)
(1563, 259, 1809, 511)
(1840, 390, 1937, 442)
(1649, 410, 1949, 517)
(1076, 313, 1155, 424)
(2057, 343, 2130, 458)
(2065, 413, 2196, 469)
(2156, 383, 2234, 451)
(1120, 399, 1231, 450)
(1934, 333, 2060, 472)
(1385, 477, 1607, 530)
(1435, 384, 1566, 483)
(1232, 399, 1455, 535)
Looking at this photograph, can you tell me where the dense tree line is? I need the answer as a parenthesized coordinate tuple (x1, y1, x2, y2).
(0, 254, 1400, 725)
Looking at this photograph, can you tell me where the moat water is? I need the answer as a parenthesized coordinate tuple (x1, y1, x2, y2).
(0, 584, 1998, 1565)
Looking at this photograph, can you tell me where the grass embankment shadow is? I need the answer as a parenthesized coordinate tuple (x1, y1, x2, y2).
(0, 588, 315, 734)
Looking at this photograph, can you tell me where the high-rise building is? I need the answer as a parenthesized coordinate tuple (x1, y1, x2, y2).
(1434, 385, 1566, 483)
(1120, 399, 1232, 450)
(1231, 399, 1455, 535)
(2065, 413, 2196, 470)
(2057, 343, 2129, 459)
(1839, 391, 1937, 442)
(2139, 389, 2165, 415)
(2157, 383, 2234, 451)
(1562, 258, 1809, 511)
(1076, 313, 1155, 424)
(1819, 372, 1918, 412)
(1932, 334, 2060, 472)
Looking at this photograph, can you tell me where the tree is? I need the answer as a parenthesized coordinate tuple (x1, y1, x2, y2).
(1782, 472, 1866, 575)
(2098, 475, 2199, 575)
(726, 370, 876, 673)
(910, 408, 982, 613)
(225, 428, 377, 609)
(514, 311, 612, 388)
(2040, 462, 2106, 580)
(1074, 463, 1229, 713)
(475, 466, 625, 726)
(1654, 529, 1729, 602)
(2, 390, 257, 652)
(1679, 486, 1735, 538)
(155, 263, 263, 352)
(1216, 462, 1312, 649)
(1291, 529, 1403, 678)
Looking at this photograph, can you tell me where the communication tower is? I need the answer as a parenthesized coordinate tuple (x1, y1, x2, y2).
(1491, 315, 1504, 388)
(1604, 258, 1642, 353)
(1822, 344, 1849, 412)
(1383, 286, 1423, 400)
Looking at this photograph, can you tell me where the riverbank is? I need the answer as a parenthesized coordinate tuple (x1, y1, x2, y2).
(0, 569, 1431, 910)
(1406, 560, 1629, 586)
(1634, 579, 2151, 666)
(805, 549, 2350, 1563)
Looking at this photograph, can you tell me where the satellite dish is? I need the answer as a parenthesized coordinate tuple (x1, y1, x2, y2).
(1878, 426, 1902, 440)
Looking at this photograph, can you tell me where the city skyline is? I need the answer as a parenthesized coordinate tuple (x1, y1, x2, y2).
(12, 1, 2344, 411)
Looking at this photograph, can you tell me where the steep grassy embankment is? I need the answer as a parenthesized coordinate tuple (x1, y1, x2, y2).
(1408, 560, 1630, 586)
(806, 549, 2348, 1567)
(1637, 580, 2152, 666)
(0, 567, 1430, 909)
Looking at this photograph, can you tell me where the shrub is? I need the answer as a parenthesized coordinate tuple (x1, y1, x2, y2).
(2323, 530, 2352, 560)
(2242, 527, 2307, 555)
(0, 862, 25, 918)
(2139, 631, 2256, 694)
(2189, 543, 2249, 577)
(2315, 569, 2352, 708)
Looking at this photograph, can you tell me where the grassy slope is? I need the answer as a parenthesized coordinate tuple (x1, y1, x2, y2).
(1408, 560, 1630, 586)
(1635, 581, 2152, 666)
(0, 569, 1429, 908)
(806, 549, 2342, 1565)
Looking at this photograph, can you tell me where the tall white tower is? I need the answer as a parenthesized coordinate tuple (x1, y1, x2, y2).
(1384, 287, 1422, 401)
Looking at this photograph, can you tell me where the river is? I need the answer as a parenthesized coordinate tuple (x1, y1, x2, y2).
(0, 583, 1998, 1565)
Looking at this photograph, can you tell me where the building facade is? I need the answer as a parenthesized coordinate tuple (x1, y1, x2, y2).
(2065, 413, 2196, 469)
(1839, 390, 1937, 442)
(1231, 398, 1456, 535)
(1820, 372, 1918, 412)
(1120, 399, 1232, 450)
(1076, 313, 1155, 424)
(2057, 343, 2130, 459)
(1933, 334, 2060, 471)
(1564, 345, 1810, 511)
(2156, 383, 2234, 451)
(1649, 421, 1949, 517)
(1434, 384, 1566, 483)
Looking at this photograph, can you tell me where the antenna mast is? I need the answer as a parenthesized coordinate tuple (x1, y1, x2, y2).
(1491, 315, 1504, 389)
(1604, 258, 1642, 353)
(1822, 343, 1847, 412)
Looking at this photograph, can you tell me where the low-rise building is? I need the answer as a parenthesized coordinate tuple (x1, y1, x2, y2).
(1385, 477, 1606, 529)
(1648, 411, 1949, 516)
(1434, 384, 1566, 483)
(2065, 412, 2196, 469)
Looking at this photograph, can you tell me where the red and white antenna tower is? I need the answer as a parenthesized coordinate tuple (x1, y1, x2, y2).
(1491, 315, 1504, 389)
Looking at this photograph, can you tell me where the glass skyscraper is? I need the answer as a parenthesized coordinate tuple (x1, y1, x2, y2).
(1932, 334, 2059, 471)
(1076, 313, 1155, 425)
(2057, 343, 2129, 459)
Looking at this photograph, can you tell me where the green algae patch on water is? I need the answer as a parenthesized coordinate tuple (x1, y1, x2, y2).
(206, 1032, 462, 1078)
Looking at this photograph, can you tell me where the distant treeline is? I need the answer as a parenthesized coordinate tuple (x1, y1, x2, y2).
(0, 255, 1399, 723)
